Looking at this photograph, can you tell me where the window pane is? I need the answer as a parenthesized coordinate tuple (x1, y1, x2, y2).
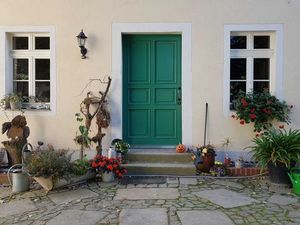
(230, 58, 246, 80)
(13, 59, 29, 80)
(254, 58, 269, 80)
(13, 81, 28, 98)
(12, 37, 28, 50)
(36, 82, 50, 102)
(35, 37, 50, 49)
(230, 36, 247, 49)
(253, 82, 269, 93)
(230, 81, 246, 102)
(254, 36, 270, 49)
(35, 59, 50, 80)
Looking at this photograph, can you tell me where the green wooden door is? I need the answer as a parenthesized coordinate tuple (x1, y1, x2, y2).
(123, 35, 182, 146)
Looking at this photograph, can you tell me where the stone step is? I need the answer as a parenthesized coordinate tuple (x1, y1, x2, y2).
(127, 148, 193, 163)
(123, 163, 196, 176)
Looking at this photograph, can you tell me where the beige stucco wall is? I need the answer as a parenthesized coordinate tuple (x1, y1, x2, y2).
(0, 0, 300, 154)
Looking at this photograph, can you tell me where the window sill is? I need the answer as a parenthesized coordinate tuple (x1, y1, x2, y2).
(1, 108, 55, 116)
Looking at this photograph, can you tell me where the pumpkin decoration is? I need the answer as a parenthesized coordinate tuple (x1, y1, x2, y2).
(176, 144, 186, 153)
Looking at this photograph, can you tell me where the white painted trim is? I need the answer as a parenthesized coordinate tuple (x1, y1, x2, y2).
(111, 23, 192, 145)
(223, 24, 283, 116)
(0, 26, 56, 116)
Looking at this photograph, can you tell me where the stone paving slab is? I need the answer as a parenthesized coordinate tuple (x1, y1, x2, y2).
(46, 209, 107, 225)
(167, 177, 178, 184)
(177, 210, 234, 225)
(120, 208, 168, 225)
(212, 180, 244, 189)
(180, 178, 197, 185)
(0, 199, 37, 217)
(194, 188, 258, 208)
(48, 188, 98, 204)
(114, 188, 179, 200)
(268, 194, 298, 205)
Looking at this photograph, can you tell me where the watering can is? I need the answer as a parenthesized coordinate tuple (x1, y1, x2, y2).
(288, 168, 300, 195)
(7, 164, 30, 193)
(6, 143, 33, 193)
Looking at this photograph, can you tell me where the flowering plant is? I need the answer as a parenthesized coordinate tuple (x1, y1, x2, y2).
(114, 140, 130, 154)
(91, 155, 127, 179)
(196, 145, 216, 157)
(232, 91, 291, 133)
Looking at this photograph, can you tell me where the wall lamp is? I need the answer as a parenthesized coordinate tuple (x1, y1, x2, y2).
(76, 29, 88, 59)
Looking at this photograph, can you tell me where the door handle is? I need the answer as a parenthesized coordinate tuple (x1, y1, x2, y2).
(177, 87, 182, 105)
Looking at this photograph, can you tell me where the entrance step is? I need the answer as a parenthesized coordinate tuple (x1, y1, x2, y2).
(123, 148, 196, 176)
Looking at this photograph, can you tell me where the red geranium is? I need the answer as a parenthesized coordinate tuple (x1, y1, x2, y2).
(232, 91, 291, 132)
(90, 155, 127, 179)
(249, 114, 257, 120)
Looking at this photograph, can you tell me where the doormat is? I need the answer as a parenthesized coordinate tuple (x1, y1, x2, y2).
(121, 176, 166, 185)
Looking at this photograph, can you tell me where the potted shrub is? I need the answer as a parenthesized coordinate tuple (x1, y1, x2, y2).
(113, 140, 130, 163)
(8, 93, 23, 110)
(25, 146, 72, 191)
(248, 128, 300, 185)
(196, 145, 216, 173)
(91, 155, 127, 182)
(69, 157, 95, 182)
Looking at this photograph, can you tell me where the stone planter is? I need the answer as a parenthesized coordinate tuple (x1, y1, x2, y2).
(102, 171, 115, 182)
(34, 171, 96, 192)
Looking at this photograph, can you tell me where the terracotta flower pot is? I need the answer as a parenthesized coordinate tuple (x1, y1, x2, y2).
(201, 155, 215, 172)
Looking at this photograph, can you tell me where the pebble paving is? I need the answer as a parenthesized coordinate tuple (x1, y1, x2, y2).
(0, 177, 299, 225)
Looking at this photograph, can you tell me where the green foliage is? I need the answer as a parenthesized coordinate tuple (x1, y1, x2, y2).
(8, 92, 23, 103)
(74, 113, 90, 148)
(25, 147, 72, 179)
(114, 140, 130, 154)
(196, 144, 216, 157)
(71, 156, 91, 176)
(248, 128, 300, 169)
(232, 91, 291, 132)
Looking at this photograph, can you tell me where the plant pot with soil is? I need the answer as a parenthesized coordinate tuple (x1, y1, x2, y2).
(248, 128, 300, 185)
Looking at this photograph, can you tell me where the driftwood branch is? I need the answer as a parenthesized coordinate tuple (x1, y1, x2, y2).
(76, 76, 112, 157)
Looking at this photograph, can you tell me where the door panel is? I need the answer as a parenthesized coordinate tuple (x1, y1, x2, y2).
(154, 109, 177, 138)
(128, 109, 150, 137)
(123, 35, 181, 146)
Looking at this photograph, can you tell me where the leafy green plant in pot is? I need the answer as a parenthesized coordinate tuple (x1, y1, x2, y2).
(113, 140, 130, 163)
(248, 128, 300, 185)
(8, 93, 23, 110)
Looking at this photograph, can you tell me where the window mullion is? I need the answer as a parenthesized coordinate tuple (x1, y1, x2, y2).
(247, 57, 253, 92)
(31, 57, 35, 97)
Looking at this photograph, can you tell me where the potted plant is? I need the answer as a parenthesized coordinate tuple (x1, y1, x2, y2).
(232, 91, 291, 133)
(248, 128, 300, 185)
(69, 156, 95, 182)
(25, 146, 72, 191)
(8, 93, 23, 110)
(196, 144, 216, 173)
(113, 140, 130, 163)
(91, 155, 127, 182)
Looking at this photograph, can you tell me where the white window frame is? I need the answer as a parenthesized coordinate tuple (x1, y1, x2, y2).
(223, 24, 283, 116)
(0, 26, 56, 115)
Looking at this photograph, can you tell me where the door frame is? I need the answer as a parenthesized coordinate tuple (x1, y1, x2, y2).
(111, 23, 192, 146)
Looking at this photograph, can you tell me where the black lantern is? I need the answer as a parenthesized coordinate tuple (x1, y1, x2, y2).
(76, 29, 88, 59)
